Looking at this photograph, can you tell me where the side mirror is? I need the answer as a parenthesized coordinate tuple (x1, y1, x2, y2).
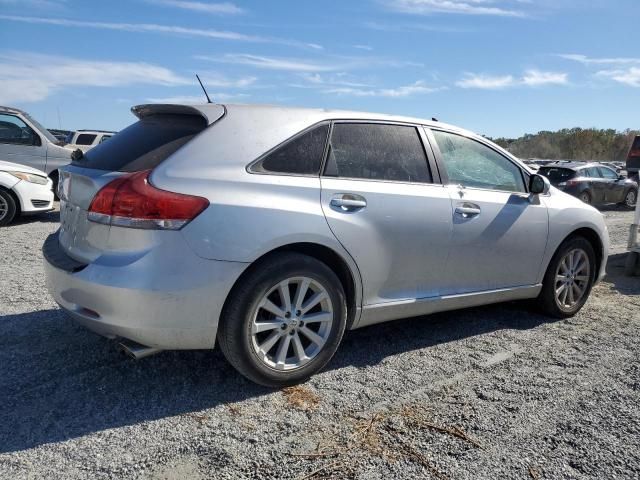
(529, 174, 550, 195)
(32, 134, 42, 147)
(618, 174, 626, 180)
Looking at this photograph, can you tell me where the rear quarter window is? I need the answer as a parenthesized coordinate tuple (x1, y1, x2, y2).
(249, 123, 329, 175)
(75, 133, 97, 145)
(74, 114, 207, 172)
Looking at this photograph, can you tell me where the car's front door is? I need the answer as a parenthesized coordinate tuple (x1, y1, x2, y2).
(320, 122, 453, 306)
(0, 113, 47, 171)
(426, 128, 549, 295)
(598, 166, 625, 203)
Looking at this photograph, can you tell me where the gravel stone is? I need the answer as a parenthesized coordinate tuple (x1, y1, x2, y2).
(0, 205, 638, 479)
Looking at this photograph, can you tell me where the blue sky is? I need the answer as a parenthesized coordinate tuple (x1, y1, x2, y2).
(0, 0, 638, 137)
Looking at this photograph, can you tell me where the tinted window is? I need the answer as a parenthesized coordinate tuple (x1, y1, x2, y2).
(433, 130, 525, 192)
(538, 167, 576, 183)
(0, 114, 38, 146)
(76, 114, 207, 172)
(598, 167, 618, 179)
(586, 167, 601, 178)
(251, 124, 329, 175)
(99, 135, 112, 143)
(75, 133, 97, 145)
(324, 123, 430, 183)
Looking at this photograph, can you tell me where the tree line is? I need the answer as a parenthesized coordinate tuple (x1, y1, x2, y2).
(489, 128, 639, 162)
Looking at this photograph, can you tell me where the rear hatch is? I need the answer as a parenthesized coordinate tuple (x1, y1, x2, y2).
(537, 166, 576, 187)
(57, 104, 223, 264)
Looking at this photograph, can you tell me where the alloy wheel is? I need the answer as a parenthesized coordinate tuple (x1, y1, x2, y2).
(626, 190, 637, 208)
(0, 195, 8, 222)
(250, 276, 334, 371)
(554, 248, 590, 312)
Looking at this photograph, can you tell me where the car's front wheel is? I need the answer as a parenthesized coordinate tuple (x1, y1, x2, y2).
(218, 252, 347, 387)
(578, 191, 592, 205)
(0, 189, 17, 226)
(623, 189, 637, 209)
(538, 236, 596, 318)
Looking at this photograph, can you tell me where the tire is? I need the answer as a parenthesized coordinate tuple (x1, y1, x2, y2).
(538, 236, 596, 318)
(623, 189, 637, 209)
(49, 170, 59, 201)
(578, 191, 591, 205)
(0, 189, 17, 226)
(218, 252, 347, 387)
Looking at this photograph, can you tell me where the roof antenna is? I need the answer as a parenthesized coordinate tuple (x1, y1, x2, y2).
(196, 74, 212, 104)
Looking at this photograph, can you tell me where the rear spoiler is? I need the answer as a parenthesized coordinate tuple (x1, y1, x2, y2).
(131, 104, 225, 125)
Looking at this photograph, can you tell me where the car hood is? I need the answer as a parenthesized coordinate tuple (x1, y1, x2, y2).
(0, 160, 48, 176)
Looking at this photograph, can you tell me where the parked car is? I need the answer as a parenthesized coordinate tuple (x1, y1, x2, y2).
(0, 106, 72, 189)
(538, 161, 637, 208)
(65, 130, 116, 152)
(0, 160, 54, 226)
(599, 161, 623, 173)
(43, 103, 610, 387)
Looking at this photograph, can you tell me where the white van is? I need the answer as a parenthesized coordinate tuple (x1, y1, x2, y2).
(0, 106, 72, 188)
(65, 130, 116, 153)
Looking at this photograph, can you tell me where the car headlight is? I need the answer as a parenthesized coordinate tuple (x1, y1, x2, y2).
(9, 172, 49, 185)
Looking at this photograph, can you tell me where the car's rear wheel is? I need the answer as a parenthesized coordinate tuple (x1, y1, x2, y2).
(0, 189, 17, 226)
(218, 252, 347, 387)
(538, 236, 595, 318)
(578, 191, 591, 205)
(623, 189, 637, 209)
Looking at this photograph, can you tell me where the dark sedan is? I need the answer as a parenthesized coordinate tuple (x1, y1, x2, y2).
(538, 162, 637, 208)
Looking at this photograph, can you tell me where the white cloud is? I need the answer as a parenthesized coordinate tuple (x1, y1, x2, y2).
(146, 0, 244, 14)
(0, 52, 190, 104)
(384, 0, 526, 17)
(456, 74, 516, 89)
(299, 73, 373, 88)
(558, 54, 640, 66)
(457, 70, 568, 89)
(521, 69, 568, 86)
(196, 73, 257, 88)
(196, 53, 343, 72)
(326, 80, 442, 97)
(596, 67, 640, 88)
(354, 44, 373, 51)
(0, 15, 320, 49)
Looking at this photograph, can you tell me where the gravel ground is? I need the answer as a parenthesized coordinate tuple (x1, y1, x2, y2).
(0, 205, 638, 479)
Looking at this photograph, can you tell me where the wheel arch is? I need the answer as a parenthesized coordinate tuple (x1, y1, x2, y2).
(221, 242, 362, 330)
(554, 227, 604, 281)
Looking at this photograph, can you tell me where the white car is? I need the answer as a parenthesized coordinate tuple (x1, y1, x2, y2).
(65, 130, 115, 152)
(0, 160, 54, 226)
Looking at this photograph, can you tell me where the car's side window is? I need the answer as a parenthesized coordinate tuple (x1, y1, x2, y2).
(431, 130, 525, 193)
(324, 123, 431, 183)
(598, 167, 618, 180)
(100, 135, 112, 144)
(250, 123, 329, 175)
(76, 133, 97, 146)
(0, 114, 38, 146)
(586, 167, 601, 178)
(580, 169, 591, 178)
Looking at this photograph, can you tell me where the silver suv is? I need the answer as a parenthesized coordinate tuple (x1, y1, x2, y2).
(43, 103, 609, 386)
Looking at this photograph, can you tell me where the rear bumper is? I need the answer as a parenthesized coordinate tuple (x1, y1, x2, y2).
(43, 231, 249, 349)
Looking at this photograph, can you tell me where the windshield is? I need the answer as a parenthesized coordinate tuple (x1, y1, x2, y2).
(538, 167, 575, 184)
(23, 112, 59, 144)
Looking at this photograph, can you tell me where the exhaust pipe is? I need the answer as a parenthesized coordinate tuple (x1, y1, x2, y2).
(118, 340, 162, 360)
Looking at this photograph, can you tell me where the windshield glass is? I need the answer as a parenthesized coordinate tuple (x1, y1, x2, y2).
(23, 112, 59, 144)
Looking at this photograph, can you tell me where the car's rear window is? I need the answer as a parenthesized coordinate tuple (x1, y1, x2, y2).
(75, 133, 97, 145)
(74, 114, 207, 172)
(538, 167, 575, 183)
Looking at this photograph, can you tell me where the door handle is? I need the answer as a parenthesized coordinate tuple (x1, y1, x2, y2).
(330, 195, 367, 211)
(455, 204, 481, 218)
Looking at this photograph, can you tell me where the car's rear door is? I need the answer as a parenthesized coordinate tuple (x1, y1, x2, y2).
(426, 128, 549, 295)
(320, 122, 452, 307)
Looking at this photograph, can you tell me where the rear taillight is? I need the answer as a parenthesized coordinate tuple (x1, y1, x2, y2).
(88, 170, 209, 230)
